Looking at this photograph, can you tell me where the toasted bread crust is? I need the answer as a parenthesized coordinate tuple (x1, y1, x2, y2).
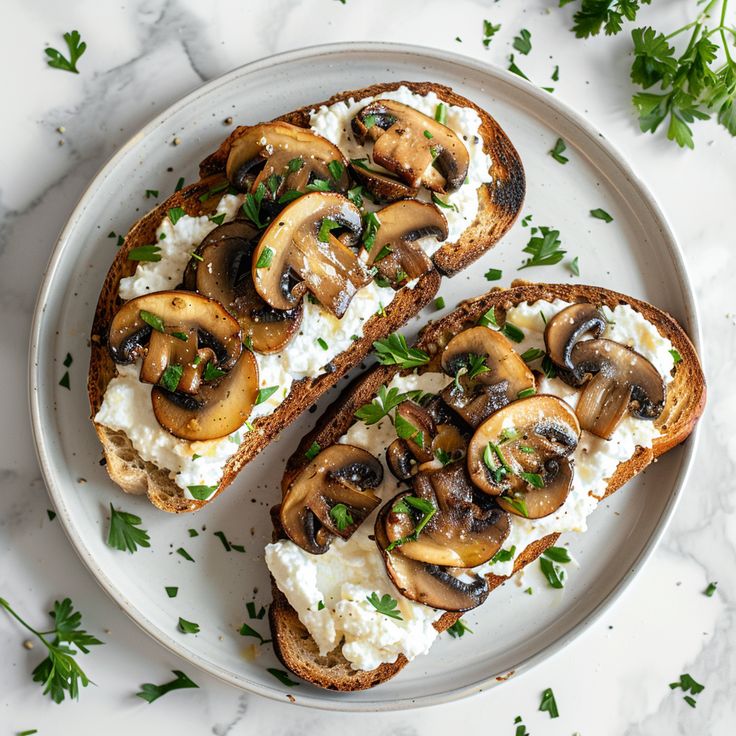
(88, 82, 524, 513)
(268, 281, 706, 691)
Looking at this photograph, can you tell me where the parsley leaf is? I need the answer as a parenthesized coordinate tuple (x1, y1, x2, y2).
(483, 20, 501, 48)
(255, 246, 274, 269)
(136, 670, 198, 703)
(485, 267, 503, 281)
(329, 503, 353, 531)
(287, 157, 304, 173)
(590, 207, 614, 222)
(373, 333, 430, 369)
(704, 581, 717, 597)
(242, 183, 267, 228)
(539, 686, 560, 718)
(447, 619, 473, 638)
(45, 30, 86, 74)
(508, 54, 531, 81)
(255, 386, 279, 405)
(187, 485, 217, 501)
(549, 138, 569, 163)
(0, 596, 103, 704)
(107, 504, 150, 553)
(177, 617, 200, 634)
(304, 441, 321, 460)
(128, 245, 162, 262)
(519, 226, 566, 269)
(513, 29, 532, 55)
(366, 592, 403, 620)
(355, 385, 407, 425)
(317, 217, 340, 243)
(239, 622, 271, 644)
(539, 546, 570, 588)
(159, 364, 183, 392)
(203, 362, 225, 382)
(267, 668, 300, 686)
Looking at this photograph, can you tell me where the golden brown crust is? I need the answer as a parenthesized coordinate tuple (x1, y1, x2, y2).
(199, 81, 525, 276)
(88, 81, 525, 513)
(269, 280, 706, 690)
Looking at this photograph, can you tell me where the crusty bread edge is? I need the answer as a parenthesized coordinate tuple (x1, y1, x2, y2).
(268, 280, 706, 691)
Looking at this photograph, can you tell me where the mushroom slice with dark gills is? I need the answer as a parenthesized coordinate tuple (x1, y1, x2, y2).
(187, 221, 302, 353)
(279, 445, 383, 555)
(251, 192, 370, 318)
(107, 291, 242, 390)
(151, 348, 259, 441)
(466, 395, 581, 519)
(361, 200, 448, 288)
(349, 159, 419, 202)
(440, 326, 536, 428)
(352, 100, 470, 193)
(225, 122, 350, 197)
(543, 303, 666, 439)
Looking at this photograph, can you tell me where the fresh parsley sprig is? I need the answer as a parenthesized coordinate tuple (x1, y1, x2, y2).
(107, 504, 151, 553)
(563, 0, 652, 39)
(539, 545, 572, 588)
(0, 597, 103, 703)
(355, 385, 408, 425)
(45, 30, 87, 73)
(373, 333, 430, 369)
(136, 670, 198, 703)
(518, 226, 566, 269)
(366, 592, 403, 620)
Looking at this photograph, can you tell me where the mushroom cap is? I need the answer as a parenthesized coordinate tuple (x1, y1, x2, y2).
(352, 100, 470, 193)
(189, 221, 303, 354)
(440, 326, 536, 427)
(350, 161, 419, 202)
(279, 444, 383, 555)
(570, 338, 666, 438)
(361, 200, 447, 288)
(384, 464, 510, 567)
(151, 347, 259, 441)
(466, 394, 581, 519)
(375, 495, 490, 612)
(225, 122, 349, 196)
(251, 192, 370, 318)
(544, 302, 606, 376)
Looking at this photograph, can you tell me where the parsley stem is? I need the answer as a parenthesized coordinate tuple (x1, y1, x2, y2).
(0, 598, 48, 642)
(720, 0, 734, 65)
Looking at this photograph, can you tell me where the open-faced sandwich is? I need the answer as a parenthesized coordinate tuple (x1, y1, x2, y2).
(88, 82, 525, 513)
(266, 281, 706, 690)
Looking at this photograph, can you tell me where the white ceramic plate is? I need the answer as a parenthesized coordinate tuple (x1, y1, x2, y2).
(29, 43, 701, 711)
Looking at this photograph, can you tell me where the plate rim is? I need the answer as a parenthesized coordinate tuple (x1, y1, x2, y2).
(28, 40, 702, 711)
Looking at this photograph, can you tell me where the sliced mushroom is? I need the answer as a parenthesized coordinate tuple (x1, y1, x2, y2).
(251, 192, 370, 318)
(395, 401, 435, 462)
(544, 303, 606, 374)
(151, 348, 259, 441)
(108, 291, 242, 388)
(350, 160, 419, 202)
(362, 201, 447, 287)
(352, 100, 470, 193)
(374, 493, 490, 612)
(279, 444, 383, 554)
(188, 221, 303, 353)
(466, 395, 581, 519)
(225, 122, 349, 196)
(567, 339, 666, 439)
(386, 439, 416, 481)
(440, 326, 536, 427)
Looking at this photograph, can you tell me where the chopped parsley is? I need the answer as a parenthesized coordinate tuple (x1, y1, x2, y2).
(168, 207, 185, 225)
(239, 622, 271, 645)
(373, 333, 430, 369)
(447, 619, 473, 638)
(145, 189, 159, 199)
(329, 503, 353, 532)
(246, 602, 266, 620)
(209, 212, 226, 226)
(549, 138, 569, 164)
(590, 207, 614, 223)
(491, 545, 517, 564)
(128, 245, 162, 262)
(518, 226, 566, 269)
(508, 54, 531, 81)
(539, 546, 571, 588)
(45, 30, 86, 74)
(136, 670, 198, 703)
(317, 217, 340, 243)
(327, 159, 345, 180)
(478, 307, 499, 328)
(159, 364, 183, 392)
(165, 587, 178, 598)
(107, 504, 150, 553)
(177, 617, 200, 634)
(214, 531, 245, 553)
(517, 387, 536, 399)
(176, 547, 195, 562)
(670, 348, 683, 364)
(520, 347, 545, 363)
(434, 102, 448, 124)
(255, 386, 279, 405)
(304, 441, 321, 461)
(267, 668, 300, 687)
(255, 246, 274, 269)
(704, 581, 717, 597)
(287, 157, 304, 173)
(366, 592, 403, 620)
(355, 385, 407, 425)
(59, 371, 70, 390)
(539, 687, 559, 718)
(513, 28, 532, 55)
(386, 496, 436, 551)
(203, 362, 225, 382)
(482, 20, 501, 48)
(242, 183, 267, 228)
(362, 211, 381, 252)
(431, 192, 459, 212)
(434, 296, 446, 310)
(502, 322, 525, 343)
(187, 485, 217, 501)
(669, 673, 705, 707)
(175, 177, 185, 192)
(484, 268, 503, 281)
(394, 414, 425, 448)
(569, 255, 580, 276)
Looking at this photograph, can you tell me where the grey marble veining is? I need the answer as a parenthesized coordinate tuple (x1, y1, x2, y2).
(1, 0, 735, 733)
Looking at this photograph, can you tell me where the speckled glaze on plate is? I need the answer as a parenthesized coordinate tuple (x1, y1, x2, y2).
(29, 43, 701, 711)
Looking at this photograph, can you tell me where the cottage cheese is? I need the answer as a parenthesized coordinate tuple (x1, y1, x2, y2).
(266, 300, 676, 669)
(98, 196, 395, 497)
(309, 86, 493, 247)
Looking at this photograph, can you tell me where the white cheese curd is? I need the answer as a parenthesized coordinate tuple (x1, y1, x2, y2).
(94, 364, 242, 493)
(309, 86, 493, 247)
(266, 300, 677, 667)
(118, 194, 244, 300)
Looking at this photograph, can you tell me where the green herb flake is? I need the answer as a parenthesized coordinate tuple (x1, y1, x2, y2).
(362, 211, 381, 252)
(431, 192, 459, 212)
(242, 183, 267, 227)
(209, 212, 226, 226)
(256, 385, 279, 405)
(159, 364, 183, 392)
(177, 617, 200, 634)
(539, 687, 559, 718)
(187, 529, 198, 538)
(128, 245, 162, 262)
(329, 503, 354, 531)
(517, 387, 536, 399)
(704, 581, 717, 597)
(317, 600, 325, 610)
(187, 485, 217, 501)
(165, 587, 178, 598)
(305, 441, 321, 461)
(434, 296, 446, 310)
(203, 362, 226, 382)
(513, 29, 532, 55)
(484, 268, 503, 282)
(59, 372, 71, 390)
(176, 547, 195, 562)
(569, 255, 580, 276)
(45, 30, 86, 74)
(246, 601, 266, 620)
(175, 177, 185, 192)
(508, 54, 530, 81)
(239, 622, 271, 644)
(478, 307, 499, 328)
(46, 509, 56, 521)
(373, 333, 430, 369)
(136, 670, 198, 703)
(287, 157, 304, 173)
(549, 138, 569, 164)
(552, 64, 560, 82)
(482, 20, 501, 48)
(139, 309, 165, 333)
(670, 348, 682, 364)
(168, 207, 185, 226)
(491, 545, 517, 564)
(267, 667, 300, 687)
(447, 619, 473, 638)
(434, 102, 448, 124)
(145, 189, 159, 199)
(107, 504, 150, 553)
(255, 246, 274, 269)
(519, 226, 566, 270)
(520, 347, 545, 363)
(366, 592, 403, 620)
(590, 207, 614, 223)
(502, 322, 525, 343)
(539, 546, 570, 588)
(327, 159, 345, 180)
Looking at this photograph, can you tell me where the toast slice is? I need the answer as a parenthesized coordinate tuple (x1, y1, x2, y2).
(268, 281, 706, 691)
(88, 82, 525, 513)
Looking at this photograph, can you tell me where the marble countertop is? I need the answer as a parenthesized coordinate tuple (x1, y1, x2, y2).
(2, 0, 734, 733)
